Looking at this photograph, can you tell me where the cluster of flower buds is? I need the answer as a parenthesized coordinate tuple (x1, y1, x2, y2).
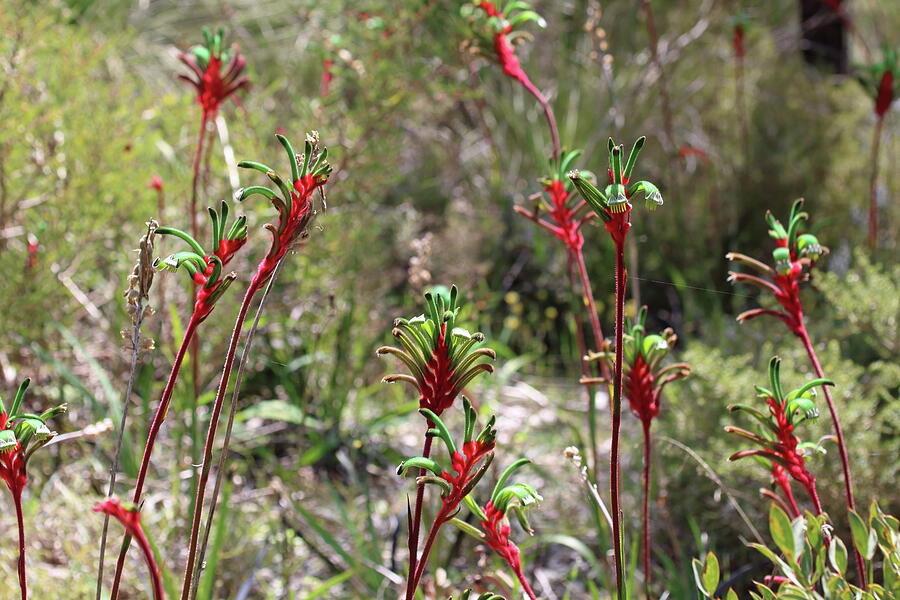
(465, 1, 545, 88)
(177, 27, 249, 117)
(567, 137, 662, 245)
(154, 201, 248, 322)
(0, 379, 67, 497)
(237, 132, 332, 287)
(515, 149, 595, 252)
(92, 498, 163, 600)
(378, 286, 496, 417)
(726, 357, 831, 514)
(397, 399, 497, 518)
(727, 199, 827, 336)
(397, 399, 540, 598)
(582, 306, 690, 429)
(856, 47, 898, 118)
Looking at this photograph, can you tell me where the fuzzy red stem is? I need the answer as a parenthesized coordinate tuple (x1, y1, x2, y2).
(796, 324, 865, 586)
(567, 253, 601, 483)
(110, 316, 201, 599)
(133, 526, 165, 600)
(518, 78, 561, 160)
(513, 563, 538, 600)
(405, 432, 434, 600)
(180, 282, 259, 600)
(410, 505, 450, 590)
(611, 238, 626, 600)
(190, 111, 209, 241)
(13, 487, 27, 600)
(641, 420, 652, 598)
(867, 115, 884, 251)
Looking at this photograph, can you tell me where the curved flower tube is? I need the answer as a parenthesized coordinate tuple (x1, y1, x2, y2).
(93, 499, 164, 600)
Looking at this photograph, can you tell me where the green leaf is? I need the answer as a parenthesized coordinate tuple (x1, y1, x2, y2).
(848, 510, 875, 561)
(701, 552, 720, 597)
(770, 503, 796, 560)
(829, 537, 848, 575)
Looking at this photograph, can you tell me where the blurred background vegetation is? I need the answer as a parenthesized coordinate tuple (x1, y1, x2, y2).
(0, 0, 896, 597)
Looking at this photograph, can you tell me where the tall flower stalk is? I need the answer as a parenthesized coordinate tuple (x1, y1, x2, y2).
(0, 378, 67, 600)
(855, 48, 897, 251)
(96, 221, 157, 600)
(177, 27, 250, 513)
(179, 133, 331, 600)
(94, 499, 164, 600)
(377, 286, 496, 600)
(582, 307, 689, 595)
(109, 203, 247, 599)
(726, 198, 865, 583)
(569, 137, 664, 600)
(471, 1, 611, 477)
(726, 357, 831, 516)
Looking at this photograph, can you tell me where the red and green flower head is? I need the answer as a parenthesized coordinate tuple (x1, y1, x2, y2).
(154, 201, 248, 322)
(178, 27, 249, 117)
(519, 149, 595, 252)
(584, 306, 690, 428)
(453, 591, 505, 600)
(567, 137, 662, 245)
(856, 47, 899, 118)
(466, 1, 546, 88)
(455, 457, 542, 599)
(237, 132, 332, 287)
(727, 199, 827, 336)
(728, 12, 751, 59)
(0, 378, 67, 497)
(378, 285, 496, 417)
(726, 357, 831, 513)
(397, 399, 498, 516)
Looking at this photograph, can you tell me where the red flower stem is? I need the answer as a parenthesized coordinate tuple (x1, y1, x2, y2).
(133, 527, 165, 600)
(518, 78, 561, 160)
(573, 248, 608, 361)
(512, 563, 538, 600)
(110, 316, 201, 600)
(405, 432, 434, 600)
(641, 420, 652, 599)
(867, 115, 884, 251)
(611, 236, 627, 600)
(796, 324, 866, 586)
(410, 509, 450, 591)
(190, 111, 209, 241)
(567, 254, 600, 483)
(180, 282, 259, 600)
(97, 283, 150, 600)
(13, 487, 27, 600)
(188, 259, 285, 600)
(187, 111, 210, 525)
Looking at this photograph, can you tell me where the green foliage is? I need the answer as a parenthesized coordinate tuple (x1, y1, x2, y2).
(696, 501, 900, 599)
